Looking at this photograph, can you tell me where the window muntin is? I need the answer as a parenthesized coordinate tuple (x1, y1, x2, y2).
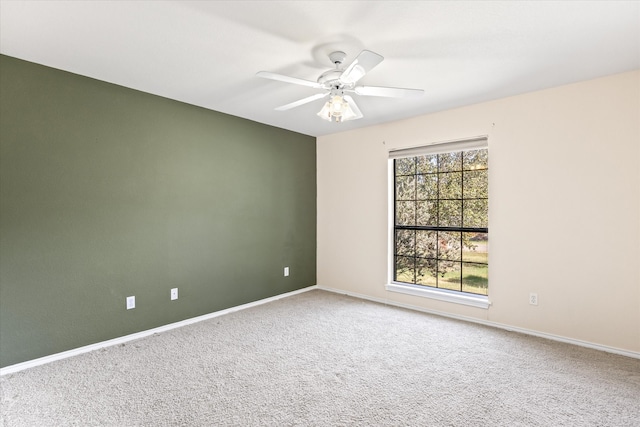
(393, 148, 488, 295)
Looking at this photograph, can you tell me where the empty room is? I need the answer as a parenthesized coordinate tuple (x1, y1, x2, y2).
(1, 1, 639, 425)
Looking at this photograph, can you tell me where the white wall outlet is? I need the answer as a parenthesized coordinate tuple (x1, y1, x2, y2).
(529, 293, 538, 306)
(284, 267, 289, 277)
(171, 288, 178, 301)
(126, 296, 135, 310)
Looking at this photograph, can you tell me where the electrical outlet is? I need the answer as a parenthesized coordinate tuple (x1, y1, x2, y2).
(529, 293, 538, 306)
(171, 288, 178, 301)
(126, 296, 135, 310)
(284, 267, 289, 277)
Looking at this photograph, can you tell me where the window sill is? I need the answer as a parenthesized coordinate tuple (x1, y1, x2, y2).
(386, 282, 491, 309)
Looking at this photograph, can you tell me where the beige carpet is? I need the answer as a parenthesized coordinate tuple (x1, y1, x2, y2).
(2, 289, 639, 426)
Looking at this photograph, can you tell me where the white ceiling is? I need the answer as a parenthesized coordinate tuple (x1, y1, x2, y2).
(1, 1, 639, 137)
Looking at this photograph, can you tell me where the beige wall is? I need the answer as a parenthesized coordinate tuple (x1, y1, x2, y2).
(317, 70, 640, 353)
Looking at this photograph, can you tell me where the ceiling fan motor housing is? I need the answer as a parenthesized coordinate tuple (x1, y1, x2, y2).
(317, 70, 349, 88)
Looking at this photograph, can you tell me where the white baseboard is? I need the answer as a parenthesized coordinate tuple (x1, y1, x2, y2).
(317, 285, 640, 360)
(0, 285, 319, 376)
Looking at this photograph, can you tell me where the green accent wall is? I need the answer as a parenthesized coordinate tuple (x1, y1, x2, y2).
(0, 55, 316, 368)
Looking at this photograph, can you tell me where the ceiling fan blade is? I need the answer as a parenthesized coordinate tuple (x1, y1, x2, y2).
(354, 85, 424, 98)
(343, 95, 363, 120)
(339, 50, 384, 85)
(256, 71, 323, 89)
(275, 93, 328, 111)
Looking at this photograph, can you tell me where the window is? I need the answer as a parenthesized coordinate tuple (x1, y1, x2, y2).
(390, 138, 488, 301)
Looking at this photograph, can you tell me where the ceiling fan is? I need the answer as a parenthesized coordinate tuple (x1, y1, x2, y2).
(256, 50, 424, 122)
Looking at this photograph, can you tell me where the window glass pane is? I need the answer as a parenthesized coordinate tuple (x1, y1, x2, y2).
(439, 172, 462, 199)
(395, 230, 415, 256)
(416, 155, 438, 174)
(416, 201, 437, 226)
(438, 152, 462, 172)
(463, 199, 488, 228)
(462, 263, 488, 295)
(415, 230, 437, 259)
(395, 256, 415, 283)
(438, 260, 461, 291)
(396, 201, 415, 226)
(463, 149, 488, 171)
(438, 200, 462, 227)
(462, 233, 488, 263)
(395, 157, 416, 175)
(416, 258, 438, 287)
(463, 170, 488, 199)
(393, 145, 488, 296)
(416, 174, 438, 200)
(396, 175, 416, 200)
(438, 231, 461, 261)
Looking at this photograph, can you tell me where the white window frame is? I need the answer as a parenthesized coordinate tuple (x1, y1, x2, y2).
(386, 136, 491, 309)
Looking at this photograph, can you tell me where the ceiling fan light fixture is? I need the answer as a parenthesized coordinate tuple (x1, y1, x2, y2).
(329, 95, 346, 115)
(317, 95, 357, 122)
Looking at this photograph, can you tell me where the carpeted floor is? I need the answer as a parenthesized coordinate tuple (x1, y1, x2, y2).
(1, 289, 639, 426)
